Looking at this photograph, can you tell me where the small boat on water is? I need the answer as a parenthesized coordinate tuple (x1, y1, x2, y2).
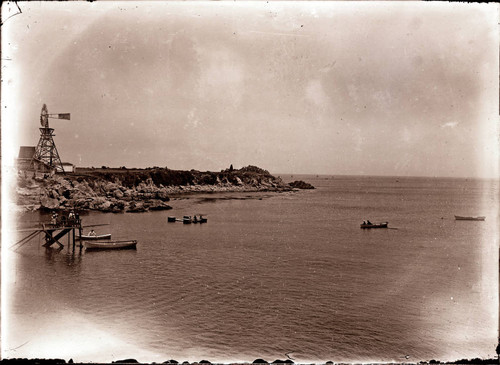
(455, 215, 486, 221)
(77, 233, 112, 240)
(192, 215, 208, 224)
(85, 240, 137, 251)
(360, 222, 388, 229)
(169, 215, 208, 224)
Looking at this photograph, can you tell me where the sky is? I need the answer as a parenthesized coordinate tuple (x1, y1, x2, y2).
(2, 1, 499, 178)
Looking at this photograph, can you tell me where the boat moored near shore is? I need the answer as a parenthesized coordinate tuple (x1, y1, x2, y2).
(85, 240, 137, 251)
(454, 215, 485, 221)
(77, 233, 112, 240)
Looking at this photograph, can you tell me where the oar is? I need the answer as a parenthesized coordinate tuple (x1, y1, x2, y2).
(10, 230, 40, 249)
(81, 223, 111, 228)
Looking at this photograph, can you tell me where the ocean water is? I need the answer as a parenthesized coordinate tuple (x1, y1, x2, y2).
(4, 175, 499, 363)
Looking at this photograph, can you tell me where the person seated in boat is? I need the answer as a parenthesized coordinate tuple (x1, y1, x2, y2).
(362, 221, 366, 225)
(366, 220, 372, 225)
(193, 215, 198, 223)
(88, 229, 97, 237)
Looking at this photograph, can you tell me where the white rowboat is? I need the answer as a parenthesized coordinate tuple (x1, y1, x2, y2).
(77, 233, 112, 240)
(85, 240, 137, 250)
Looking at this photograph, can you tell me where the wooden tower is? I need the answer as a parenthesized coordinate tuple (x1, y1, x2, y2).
(32, 104, 70, 173)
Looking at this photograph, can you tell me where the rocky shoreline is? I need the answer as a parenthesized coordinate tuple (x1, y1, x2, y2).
(15, 165, 313, 213)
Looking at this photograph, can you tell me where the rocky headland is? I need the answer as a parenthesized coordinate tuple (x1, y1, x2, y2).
(15, 165, 314, 213)
(288, 180, 315, 189)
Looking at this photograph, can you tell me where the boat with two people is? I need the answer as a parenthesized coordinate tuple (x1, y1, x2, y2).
(193, 214, 208, 223)
(85, 239, 137, 251)
(454, 215, 486, 221)
(360, 220, 389, 229)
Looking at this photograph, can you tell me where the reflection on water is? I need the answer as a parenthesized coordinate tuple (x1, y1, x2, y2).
(43, 242, 84, 267)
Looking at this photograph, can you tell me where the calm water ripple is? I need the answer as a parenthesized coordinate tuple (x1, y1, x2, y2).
(5, 175, 498, 363)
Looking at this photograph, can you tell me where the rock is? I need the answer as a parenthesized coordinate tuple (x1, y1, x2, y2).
(156, 189, 170, 201)
(288, 180, 315, 189)
(61, 189, 72, 199)
(40, 195, 60, 210)
(17, 187, 35, 196)
(49, 189, 60, 199)
(127, 201, 147, 213)
(73, 198, 90, 209)
(113, 200, 126, 211)
(55, 185, 64, 195)
(114, 189, 124, 199)
(147, 200, 172, 211)
(71, 191, 89, 201)
(93, 196, 107, 205)
(97, 201, 112, 211)
(74, 181, 94, 195)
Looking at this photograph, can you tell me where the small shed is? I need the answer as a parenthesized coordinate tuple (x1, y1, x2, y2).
(18, 146, 36, 159)
(17, 146, 36, 170)
(61, 162, 75, 173)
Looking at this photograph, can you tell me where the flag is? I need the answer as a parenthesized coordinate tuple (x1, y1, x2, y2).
(57, 113, 71, 120)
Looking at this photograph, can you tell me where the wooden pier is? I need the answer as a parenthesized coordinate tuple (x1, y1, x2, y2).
(41, 221, 82, 249)
(11, 215, 107, 252)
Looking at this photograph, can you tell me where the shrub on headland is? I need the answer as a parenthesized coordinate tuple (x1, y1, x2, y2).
(288, 180, 315, 189)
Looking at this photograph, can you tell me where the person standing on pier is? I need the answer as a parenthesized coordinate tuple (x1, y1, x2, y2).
(51, 212, 58, 225)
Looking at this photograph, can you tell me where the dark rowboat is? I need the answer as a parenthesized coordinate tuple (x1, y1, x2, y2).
(85, 240, 137, 251)
(77, 233, 112, 240)
(360, 222, 388, 229)
(454, 215, 485, 221)
(192, 215, 208, 224)
(169, 215, 208, 223)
